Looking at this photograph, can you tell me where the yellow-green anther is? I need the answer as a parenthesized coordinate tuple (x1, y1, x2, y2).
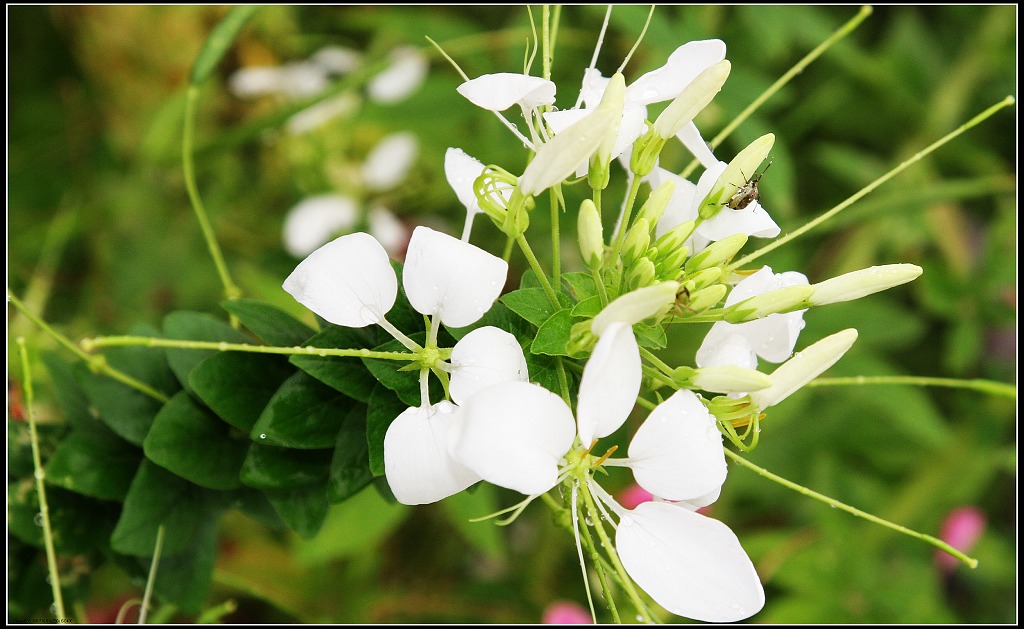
(621, 218, 651, 265)
(809, 264, 923, 306)
(578, 199, 605, 271)
(653, 60, 731, 140)
(684, 284, 727, 313)
(636, 178, 676, 226)
(685, 233, 748, 274)
(723, 285, 815, 323)
(625, 257, 657, 291)
(687, 267, 722, 291)
(519, 87, 622, 197)
(589, 73, 627, 191)
(750, 329, 859, 409)
(592, 281, 679, 336)
(697, 133, 775, 218)
(691, 366, 773, 394)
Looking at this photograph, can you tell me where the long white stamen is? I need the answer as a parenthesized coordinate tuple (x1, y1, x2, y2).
(574, 5, 613, 109)
(588, 477, 625, 528)
(572, 480, 598, 622)
(378, 317, 421, 351)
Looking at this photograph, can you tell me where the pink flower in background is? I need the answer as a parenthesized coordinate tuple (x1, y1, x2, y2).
(618, 483, 654, 510)
(542, 600, 593, 624)
(936, 506, 986, 573)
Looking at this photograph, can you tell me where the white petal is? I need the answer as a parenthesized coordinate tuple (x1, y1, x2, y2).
(282, 232, 396, 327)
(229, 66, 286, 99)
(444, 147, 485, 214)
(277, 61, 331, 98)
(610, 104, 649, 160)
(362, 132, 419, 192)
(626, 390, 726, 501)
(402, 226, 508, 327)
(718, 268, 810, 363)
(579, 67, 610, 108)
(591, 283, 679, 336)
(282, 194, 358, 258)
(674, 485, 721, 511)
(576, 322, 641, 445)
(384, 402, 481, 505)
(367, 46, 428, 104)
(367, 206, 409, 256)
(690, 160, 728, 215)
(617, 502, 765, 622)
(697, 199, 781, 241)
(309, 46, 363, 75)
(449, 381, 576, 495)
(695, 329, 758, 370)
(626, 39, 727, 105)
(542, 108, 589, 135)
(286, 92, 360, 134)
(449, 326, 529, 405)
(649, 168, 698, 239)
(457, 73, 556, 111)
(676, 121, 718, 170)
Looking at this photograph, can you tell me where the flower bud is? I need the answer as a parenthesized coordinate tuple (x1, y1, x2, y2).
(685, 365, 773, 394)
(684, 283, 727, 314)
(519, 86, 621, 196)
(654, 219, 696, 254)
(592, 281, 679, 336)
(687, 267, 722, 291)
(684, 233, 747, 274)
(750, 329, 858, 409)
(723, 285, 814, 323)
(621, 218, 652, 265)
(653, 60, 731, 140)
(696, 134, 775, 219)
(809, 264, 923, 306)
(578, 199, 605, 271)
(567, 319, 598, 357)
(589, 73, 627, 191)
(636, 178, 676, 226)
(625, 257, 657, 291)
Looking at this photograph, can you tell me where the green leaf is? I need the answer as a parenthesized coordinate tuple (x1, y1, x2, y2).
(387, 260, 428, 333)
(571, 295, 603, 318)
(365, 383, 409, 476)
(525, 353, 567, 396)
(110, 459, 219, 557)
(8, 480, 120, 554)
(163, 311, 252, 393)
(501, 287, 561, 327)
(143, 391, 249, 490)
(530, 309, 577, 356)
(328, 411, 374, 503)
(226, 487, 287, 531)
(634, 323, 668, 349)
(265, 482, 330, 538)
(561, 271, 598, 302)
(240, 443, 332, 490)
(362, 333, 440, 407)
(221, 298, 316, 347)
(189, 5, 262, 84)
(189, 352, 295, 431)
(294, 486, 410, 565)
(78, 365, 165, 447)
(7, 420, 65, 480)
(250, 371, 355, 449)
(446, 301, 534, 344)
(45, 427, 143, 501)
(147, 517, 218, 613)
(40, 351, 95, 429)
(289, 324, 380, 403)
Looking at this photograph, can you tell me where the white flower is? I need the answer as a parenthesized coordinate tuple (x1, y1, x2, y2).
(456, 73, 557, 112)
(448, 322, 763, 621)
(362, 132, 419, 192)
(697, 266, 809, 370)
(444, 147, 512, 240)
(283, 226, 527, 506)
(281, 195, 407, 258)
(367, 46, 429, 104)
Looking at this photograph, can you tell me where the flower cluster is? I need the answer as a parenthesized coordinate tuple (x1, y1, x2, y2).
(282, 32, 924, 625)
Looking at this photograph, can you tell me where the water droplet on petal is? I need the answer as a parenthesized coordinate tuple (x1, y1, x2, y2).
(259, 434, 267, 439)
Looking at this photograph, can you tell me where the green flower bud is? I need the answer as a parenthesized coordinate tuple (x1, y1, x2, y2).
(696, 133, 775, 219)
(684, 233, 748, 274)
(723, 285, 815, 323)
(629, 128, 665, 178)
(621, 218, 651, 265)
(625, 257, 657, 291)
(750, 329, 858, 409)
(567, 319, 598, 357)
(636, 178, 676, 226)
(687, 267, 722, 291)
(684, 283, 727, 314)
(690, 366, 773, 394)
(653, 60, 731, 140)
(578, 199, 605, 271)
(592, 281, 679, 336)
(809, 264, 923, 305)
(589, 73, 627, 191)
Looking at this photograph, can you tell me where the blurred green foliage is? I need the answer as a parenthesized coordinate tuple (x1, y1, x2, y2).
(8, 5, 1015, 624)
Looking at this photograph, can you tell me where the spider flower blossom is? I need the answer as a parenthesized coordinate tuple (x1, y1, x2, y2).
(448, 320, 764, 622)
(282, 226, 529, 505)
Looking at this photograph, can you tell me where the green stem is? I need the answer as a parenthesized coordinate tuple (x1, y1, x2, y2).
(17, 339, 66, 620)
(577, 494, 620, 623)
(196, 599, 237, 624)
(138, 525, 165, 624)
(550, 187, 561, 287)
(555, 359, 571, 406)
(806, 375, 1015, 399)
(9, 292, 170, 404)
(607, 175, 643, 273)
(682, 6, 873, 179)
(591, 268, 609, 306)
(516, 234, 560, 309)
(183, 86, 243, 324)
(725, 449, 979, 568)
(578, 478, 654, 623)
(730, 96, 1016, 271)
(639, 347, 674, 378)
(81, 335, 417, 362)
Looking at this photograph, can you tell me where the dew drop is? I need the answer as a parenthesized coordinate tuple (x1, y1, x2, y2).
(584, 517, 593, 526)
(34, 469, 44, 481)
(33, 513, 44, 526)
(45, 575, 52, 584)
(217, 342, 229, 351)
(259, 434, 267, 440)
(636, 615, 644, 622)
(50, 603, 59, 615)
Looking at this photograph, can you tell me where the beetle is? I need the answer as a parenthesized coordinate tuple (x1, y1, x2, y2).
(723, 158, 773, 211)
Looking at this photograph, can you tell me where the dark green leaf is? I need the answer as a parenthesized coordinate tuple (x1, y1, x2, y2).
(143, 391, 248, 490)
(163, 311, 252, 393)
(189, 352, 295, 431)
(388, 260, 428, 333)
(328, 410, 374, 503)
(525, 353, 566, 396)
(446, 301, 534, 343)
(221, 298, 316, 347)
(7, 420, 65, 480)
(250, 371, 354, 449)
(227, 487, 286, 531)
(8, 480, 120, 554)
(77, 365, 165, 447)
(46, 427, 143, 501)
(240, 443, 333, 490)
(111, 459, 220, 557)
(40, 351, 94, 429)
(530, 309, 577, 356)
(501, 287, 560, 327)
(365, 383, 409, 476)
(265, 482, 330, 538)
(571, 295, 603, 318)
(634, 323, 668, 349)
(561, 271, 598, 302)
(147, 517, 218, 613)
(290, 324, 379, 403)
